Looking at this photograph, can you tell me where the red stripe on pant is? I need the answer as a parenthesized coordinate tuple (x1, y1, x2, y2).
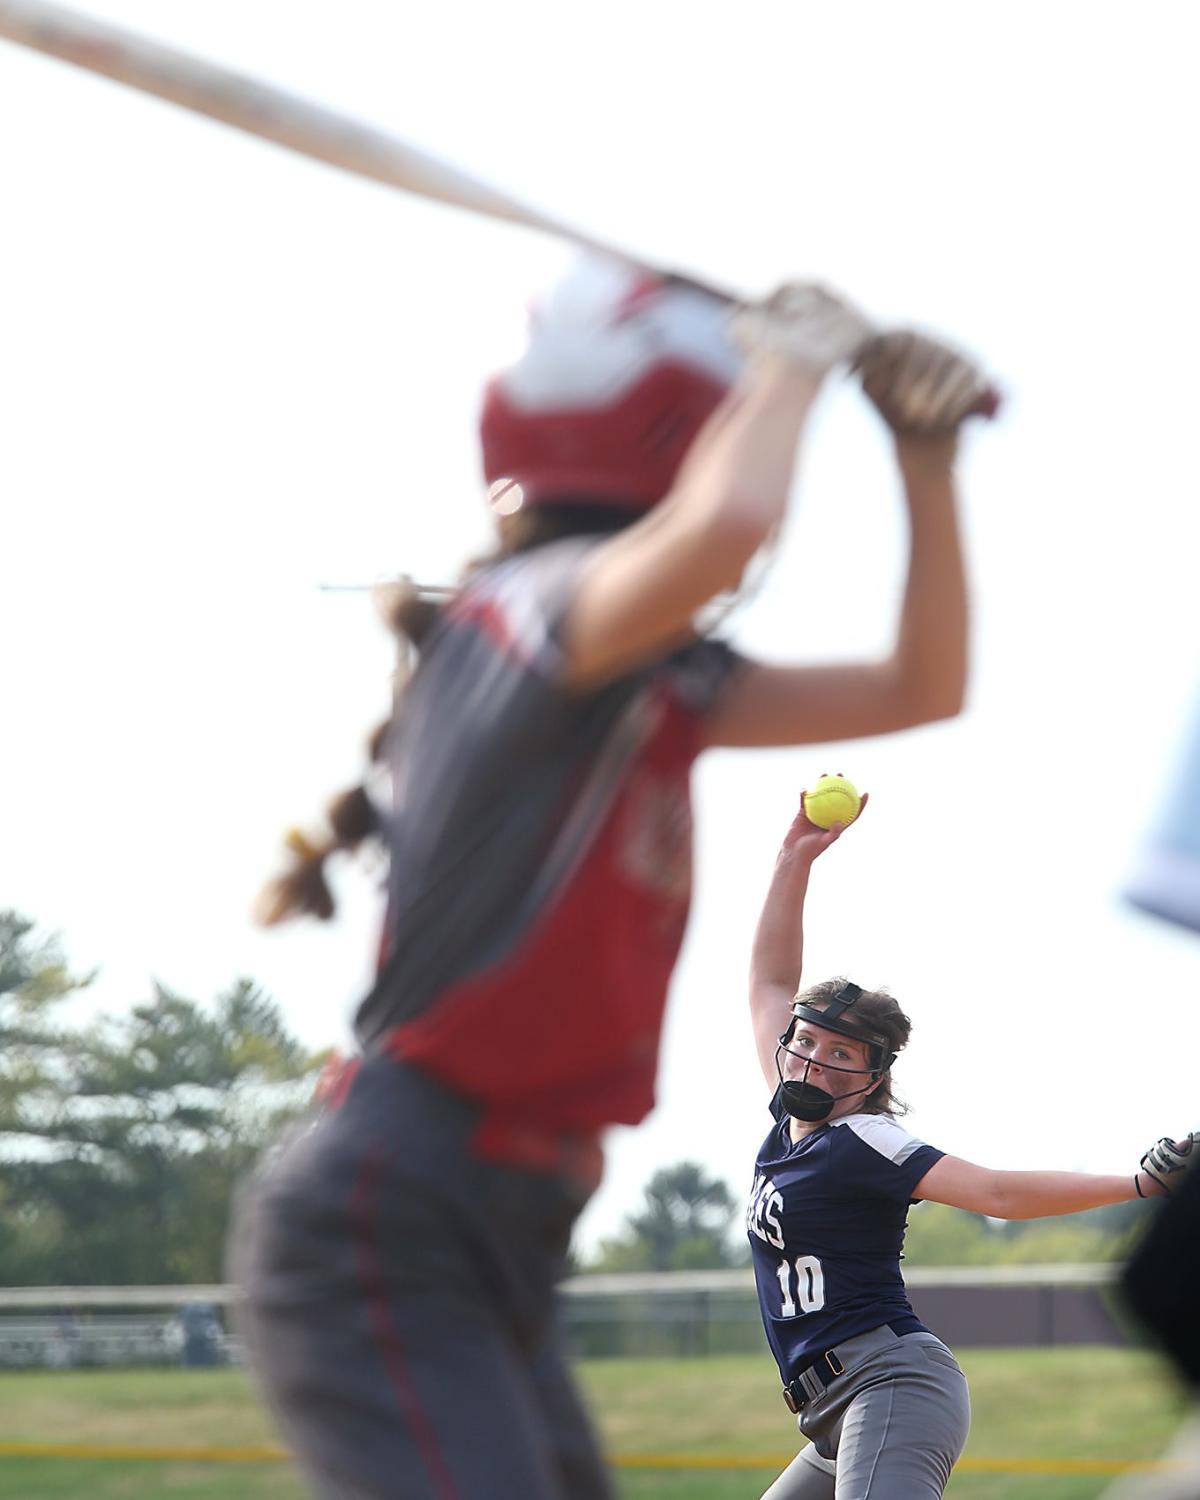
(350, 1145, 463, 1500)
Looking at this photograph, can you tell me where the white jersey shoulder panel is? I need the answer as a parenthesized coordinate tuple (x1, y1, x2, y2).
(832, 1113, 929, 1167)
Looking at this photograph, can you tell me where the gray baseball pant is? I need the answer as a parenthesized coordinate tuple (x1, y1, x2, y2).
(228, 1056, 614, 1500)
(762, 1325, 971, 1500)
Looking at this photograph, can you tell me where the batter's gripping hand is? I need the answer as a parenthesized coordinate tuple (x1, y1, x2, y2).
(856, 330, 999, 435)
(1140, 1132, 1199, 1195)
(732, 283, 875, 375)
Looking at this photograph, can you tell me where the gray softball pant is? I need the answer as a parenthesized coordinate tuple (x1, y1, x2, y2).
(762, 1324, 971, 1500)
(228, 1056, 614, 1500)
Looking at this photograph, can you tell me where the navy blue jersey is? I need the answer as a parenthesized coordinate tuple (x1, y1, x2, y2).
(747, 1090, 944, 1380)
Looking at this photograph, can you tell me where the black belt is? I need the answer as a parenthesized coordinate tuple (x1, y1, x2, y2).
(781, 1318, 924, 1413)
(782, 1348, 844, 1413)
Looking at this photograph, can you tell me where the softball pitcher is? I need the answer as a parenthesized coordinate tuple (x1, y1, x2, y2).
(747, 797, 1196, 1500)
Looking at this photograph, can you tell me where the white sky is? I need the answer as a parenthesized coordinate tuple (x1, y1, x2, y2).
(1, 0, 1198, 1257)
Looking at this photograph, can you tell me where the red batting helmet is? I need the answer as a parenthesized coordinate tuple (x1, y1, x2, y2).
(480, 257, 743, 513)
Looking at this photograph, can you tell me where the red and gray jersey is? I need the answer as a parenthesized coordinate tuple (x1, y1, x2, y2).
(354, 536, 743, 1162)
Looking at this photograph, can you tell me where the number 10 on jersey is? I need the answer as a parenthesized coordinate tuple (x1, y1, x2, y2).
(777, 1254, 826, 1316)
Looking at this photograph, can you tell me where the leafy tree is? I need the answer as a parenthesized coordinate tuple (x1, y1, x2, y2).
(1, 907, 93, 1097)
(903, 1200, 1144, 1267)
(0, 911, 325, 1285)
(587, 1161, 748, 1272)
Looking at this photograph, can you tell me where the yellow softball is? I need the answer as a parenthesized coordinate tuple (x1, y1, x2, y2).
(804, 775, 861, 830)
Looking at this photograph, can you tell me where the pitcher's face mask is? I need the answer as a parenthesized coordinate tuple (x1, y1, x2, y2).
(775, 982, 897, 1122)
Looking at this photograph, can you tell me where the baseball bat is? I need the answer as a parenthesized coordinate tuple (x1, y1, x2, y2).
(0, 0, 738, 302)
(0, 1, 1001, 423)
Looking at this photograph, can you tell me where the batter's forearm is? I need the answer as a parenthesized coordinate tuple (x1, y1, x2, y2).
(667, 356, 824, 565)
(890, 443, 969, 722)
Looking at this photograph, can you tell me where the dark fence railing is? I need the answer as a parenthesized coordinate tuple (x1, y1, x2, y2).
(0, 1266, 1130, 1368)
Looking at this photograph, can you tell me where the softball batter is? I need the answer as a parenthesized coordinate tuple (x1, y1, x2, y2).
(747, 797, 1195, 1500)
(230, 257, 993, 1500)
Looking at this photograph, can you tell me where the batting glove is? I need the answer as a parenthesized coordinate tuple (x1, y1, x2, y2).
(731, 283, 876, 374)
(856, 329, 998, 436)
(1138, 1132, 1199, 1195)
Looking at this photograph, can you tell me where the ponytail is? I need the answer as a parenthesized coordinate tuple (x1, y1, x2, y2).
(253, 578, 443, 927)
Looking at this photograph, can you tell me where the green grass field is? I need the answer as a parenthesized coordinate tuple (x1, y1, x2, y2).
(0, 1348, 1189, 1499)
